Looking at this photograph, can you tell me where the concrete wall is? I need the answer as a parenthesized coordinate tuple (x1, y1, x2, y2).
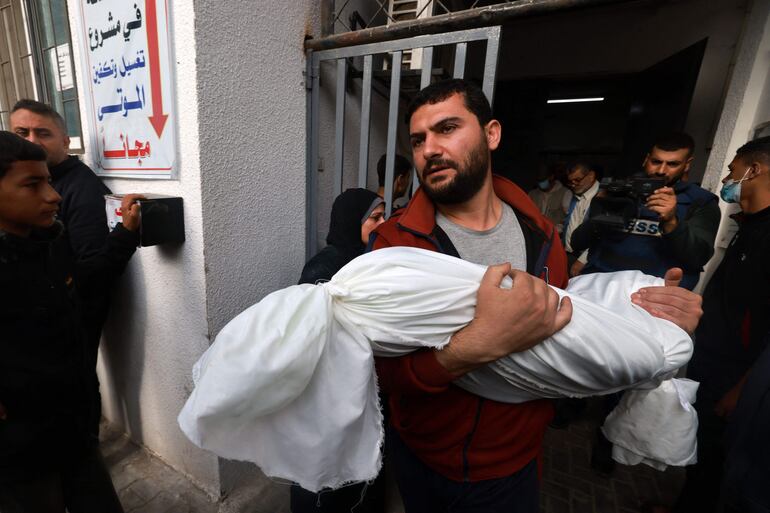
(193, 0, 318, 494)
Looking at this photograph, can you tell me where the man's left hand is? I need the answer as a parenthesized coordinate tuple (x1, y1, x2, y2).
(715, 384, 742, 418)
(570, 260, 585, 277)
(631, 268, 702, 335)
(646, 187, 678, 233)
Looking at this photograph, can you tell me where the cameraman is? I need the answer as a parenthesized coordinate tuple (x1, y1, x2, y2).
(571, 133, 720, 290)
(570, 133, 720, 474)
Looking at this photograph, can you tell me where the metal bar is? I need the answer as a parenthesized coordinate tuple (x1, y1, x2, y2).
(357, 54, 373, 188)
(312, 25, 498, 61)
(333, 58, 347, 197)
(414, 46, 434, 195)
(482, 26, 501, 104)
(307, 53, 321, 258)
(453, 42, 466, 78)
(320, 0, 334, 36)
(305, 0, 632, 51)
(384, 51, 402, 218)
(420, 46, 434, 89)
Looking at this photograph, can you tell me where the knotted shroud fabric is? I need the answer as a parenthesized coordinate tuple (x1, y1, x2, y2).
(178, 247, 697, 492)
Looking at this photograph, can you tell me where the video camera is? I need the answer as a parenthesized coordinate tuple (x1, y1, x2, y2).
(588, 176, 666, 231)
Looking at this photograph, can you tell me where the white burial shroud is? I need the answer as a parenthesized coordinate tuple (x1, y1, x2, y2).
(178, 247, 696, 492)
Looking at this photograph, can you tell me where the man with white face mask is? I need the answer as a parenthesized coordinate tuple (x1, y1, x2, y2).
(527, 162, 567, 228)
(667, 136, 770, 513)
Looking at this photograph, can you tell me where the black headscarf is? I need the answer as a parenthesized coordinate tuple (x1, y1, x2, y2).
(299, 189, 383, 285)
(325, 188, 383, 251)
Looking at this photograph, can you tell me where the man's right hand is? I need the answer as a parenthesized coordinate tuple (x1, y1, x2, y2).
(435, 263, 573, 377)
(120, 194, 146, 232)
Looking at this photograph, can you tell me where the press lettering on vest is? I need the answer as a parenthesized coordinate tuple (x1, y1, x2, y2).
(629, 219, 662, 237)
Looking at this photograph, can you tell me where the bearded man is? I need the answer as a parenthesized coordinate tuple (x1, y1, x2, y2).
(369, 80, 704, 512)
(571, 133, 720, 290)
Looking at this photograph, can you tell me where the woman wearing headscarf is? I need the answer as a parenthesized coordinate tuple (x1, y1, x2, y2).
(291, 188, 386, 513)
(299, 188, 386, 285)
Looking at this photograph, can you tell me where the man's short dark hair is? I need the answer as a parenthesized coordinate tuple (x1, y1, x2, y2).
(0, 131, 47, 178)
(651, 133, 695, 157)
(405, 79, 492, 128)
(736, 136, 770, 166)
(377, 154, 412, 187)
(11, 99, 67, 131)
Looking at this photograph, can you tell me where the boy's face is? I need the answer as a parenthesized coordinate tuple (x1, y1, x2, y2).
(0, 160, 61, 237)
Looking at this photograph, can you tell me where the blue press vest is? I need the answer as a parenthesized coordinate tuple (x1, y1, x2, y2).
(582, 182, 716, 290)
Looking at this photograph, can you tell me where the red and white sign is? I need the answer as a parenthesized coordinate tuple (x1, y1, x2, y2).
(77, 0, 175, 178)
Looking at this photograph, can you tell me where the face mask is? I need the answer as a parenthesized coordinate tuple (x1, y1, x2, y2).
(720, 167, 751, 204)
(537, 179, 551, 191)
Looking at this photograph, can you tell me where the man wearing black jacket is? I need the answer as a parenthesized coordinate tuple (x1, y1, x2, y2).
(11, 100, 113, 434)
(0, 131, 140, 512)
(670, 136, 770, 513)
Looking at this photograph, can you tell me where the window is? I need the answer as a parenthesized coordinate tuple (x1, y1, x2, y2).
(0, 0, 37, 129)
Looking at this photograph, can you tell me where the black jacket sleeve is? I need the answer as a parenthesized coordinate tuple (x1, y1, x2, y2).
(59, 174, 111, 261)
(662, 197, 721, 270)
(74, 224, 139, 296)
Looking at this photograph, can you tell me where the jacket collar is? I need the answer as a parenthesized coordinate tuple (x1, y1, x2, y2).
(730, 204, 770, 225)
(396, 174, 553, 238)
(49, 155, 80, 182)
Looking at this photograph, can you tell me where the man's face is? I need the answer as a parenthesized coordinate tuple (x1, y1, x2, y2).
(566, 166, 596, 195)
(409, 93, 499, 205)
(10, 109, 70, 166)
(722, 155, 752, 184)
(393, 172, 411, 199)
(643, 146, 692, 185)
(0, 160, 61, 237)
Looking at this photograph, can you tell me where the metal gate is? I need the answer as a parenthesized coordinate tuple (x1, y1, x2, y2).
(305, 25, 501, 257)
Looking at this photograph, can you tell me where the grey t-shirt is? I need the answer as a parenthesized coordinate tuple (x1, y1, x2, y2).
(436, 202, 530, 403)
(436, 202, 527, 270)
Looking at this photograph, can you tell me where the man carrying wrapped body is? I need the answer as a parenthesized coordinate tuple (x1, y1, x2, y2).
(179, 79, 704, 512)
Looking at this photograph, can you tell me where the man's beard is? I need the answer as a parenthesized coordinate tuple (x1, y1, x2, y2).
(418, 139, 489, 205)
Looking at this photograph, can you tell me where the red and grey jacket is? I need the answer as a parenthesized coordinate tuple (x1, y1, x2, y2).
(371, 174, 569, 482)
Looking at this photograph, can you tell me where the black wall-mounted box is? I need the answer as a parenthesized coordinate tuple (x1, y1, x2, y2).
(105, 194, 185, 247)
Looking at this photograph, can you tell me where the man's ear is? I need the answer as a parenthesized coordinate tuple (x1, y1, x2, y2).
(747, 161, 765, 180)
(395, 174, 407, 195)
(63, 134, 71, 152)
(485, 119, 501, 151)
(684, 155, 693, 172)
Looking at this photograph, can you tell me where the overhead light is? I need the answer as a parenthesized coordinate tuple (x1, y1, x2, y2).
(547, 97, 605, 104)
